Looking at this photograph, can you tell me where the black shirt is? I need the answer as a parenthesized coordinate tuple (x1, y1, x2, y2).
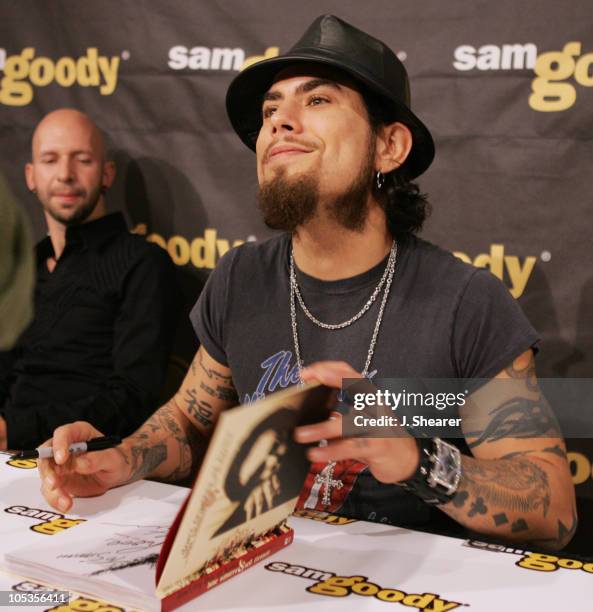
(0, 213, 178, 449)
(191, 233, 538, 526)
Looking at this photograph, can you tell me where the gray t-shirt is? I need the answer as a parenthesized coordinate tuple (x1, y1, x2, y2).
(191, 233, 538, 526)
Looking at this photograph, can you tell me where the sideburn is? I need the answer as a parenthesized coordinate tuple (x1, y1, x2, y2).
(327, 129, 376, 232)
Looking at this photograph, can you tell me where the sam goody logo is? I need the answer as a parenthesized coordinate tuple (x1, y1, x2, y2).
(452, 41, 593, 111)
(0, 47, 124, 106)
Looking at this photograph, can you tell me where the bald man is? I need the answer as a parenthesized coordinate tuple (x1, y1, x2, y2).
(0, 109, 178, 450)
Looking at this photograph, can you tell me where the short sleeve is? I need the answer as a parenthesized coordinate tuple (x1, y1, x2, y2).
(452, 268, 539, 381)
(189, 247, 238, 366)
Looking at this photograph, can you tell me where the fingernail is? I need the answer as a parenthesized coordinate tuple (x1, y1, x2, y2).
(58, 497, 69, 510)
(55, 450, 65, 463)
(45, 474, 55, 487)
(77, 458, 89, 470)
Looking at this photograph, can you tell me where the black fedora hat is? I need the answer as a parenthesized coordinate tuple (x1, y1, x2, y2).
(226, 14, 435, 179)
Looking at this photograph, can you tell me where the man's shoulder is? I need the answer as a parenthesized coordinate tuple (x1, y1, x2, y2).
(98, 231, 174, 276)
(405, 236, 520, 317)
(109, 230, 169, 258)
(233, 232, 288, 260)
(214, 232, 288, 277)
(404, 236, 480, 289)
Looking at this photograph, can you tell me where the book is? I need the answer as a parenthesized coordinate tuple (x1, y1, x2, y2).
(158, 523, 295, 612)
(4, 382, 331, 610)
(155, 381, 331, 599)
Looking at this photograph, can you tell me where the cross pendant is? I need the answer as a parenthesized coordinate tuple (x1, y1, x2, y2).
(315, 461, 343, 507)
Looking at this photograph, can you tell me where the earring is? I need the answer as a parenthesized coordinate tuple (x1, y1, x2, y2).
(375, 170, 385, 190)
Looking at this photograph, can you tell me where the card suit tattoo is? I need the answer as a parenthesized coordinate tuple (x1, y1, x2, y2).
(511, 518, 529, 533)
(452, 490, 469, 508)
(468, 497, 488, 517)
(493, 512, 509, 526)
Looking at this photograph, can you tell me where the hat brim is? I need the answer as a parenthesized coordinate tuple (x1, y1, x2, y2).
(226, 51, 435, 179)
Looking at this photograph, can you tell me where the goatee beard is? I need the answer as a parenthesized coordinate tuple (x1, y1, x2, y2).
(257, 140, 375, 233)
(257, 169, 318, 232)
(45, 184, 102, 227)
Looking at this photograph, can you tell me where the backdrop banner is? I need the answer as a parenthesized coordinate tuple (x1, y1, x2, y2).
(1, 0, 591, 497)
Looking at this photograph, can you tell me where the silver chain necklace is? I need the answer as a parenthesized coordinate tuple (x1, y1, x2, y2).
(290, 241, 397, 330)
(289, 240, 397, 377)
(289, 241, 398, 508)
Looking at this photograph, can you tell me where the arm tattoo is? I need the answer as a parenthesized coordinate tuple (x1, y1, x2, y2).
(502, 445, 568, 461)
(200, 380, 238, 403)
(190, 349, 238, 403)
(184, 388, 215, 429)
(119, 431, 167, 485)
(490, 513, 530, 532)
(511, 518, 529, 532)
(155, 401, 199, 482)
(493, 512, 509, 526)
(450, 352, 572, 543)
(162, 409, 206, 484)
(453, 458, 551, 517)
(528, 509, 578, 549)
(122, 401, 204, 484)
(466, 398, 561, 449)
(466, 352, 561, 449)
(195, 349, 233, 383)
(120, 350, 237, 485)
(127, 443, 168, 483)
(468, 497, 488, 517)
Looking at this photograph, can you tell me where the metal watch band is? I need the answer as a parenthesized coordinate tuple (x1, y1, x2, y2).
(399, 437, 462, 505)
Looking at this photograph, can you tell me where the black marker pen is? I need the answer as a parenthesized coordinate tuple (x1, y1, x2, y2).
(11, 436, 122, 460)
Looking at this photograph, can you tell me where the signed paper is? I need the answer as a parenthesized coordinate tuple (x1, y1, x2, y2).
(5, 500, 179, 610)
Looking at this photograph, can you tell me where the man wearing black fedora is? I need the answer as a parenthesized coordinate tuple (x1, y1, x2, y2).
(40, 15, 576, 549)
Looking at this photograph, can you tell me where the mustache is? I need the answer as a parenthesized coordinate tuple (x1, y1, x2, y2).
(50, 187, 85, 196)
(264, 136, 317, 161)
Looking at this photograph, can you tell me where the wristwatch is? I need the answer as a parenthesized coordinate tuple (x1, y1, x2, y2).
(399, 437, 462, 505)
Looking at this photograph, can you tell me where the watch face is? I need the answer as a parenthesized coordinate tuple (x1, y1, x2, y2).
(404, 439, 461, 504)
(444, 453, 457, 471)
(431, 440, 461, 492)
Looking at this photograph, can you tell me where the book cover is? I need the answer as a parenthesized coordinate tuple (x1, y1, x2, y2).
(155, 382, 331, 598)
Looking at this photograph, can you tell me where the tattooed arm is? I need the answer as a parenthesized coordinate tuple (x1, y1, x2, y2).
(39, 346, 238, 511)
(294, 355, 575, 550)
(118, 346, 238, 484)
(439, 350, 577, 550)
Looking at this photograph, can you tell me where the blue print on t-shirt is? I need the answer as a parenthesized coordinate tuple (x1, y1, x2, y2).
(243, 349, 301, 404)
